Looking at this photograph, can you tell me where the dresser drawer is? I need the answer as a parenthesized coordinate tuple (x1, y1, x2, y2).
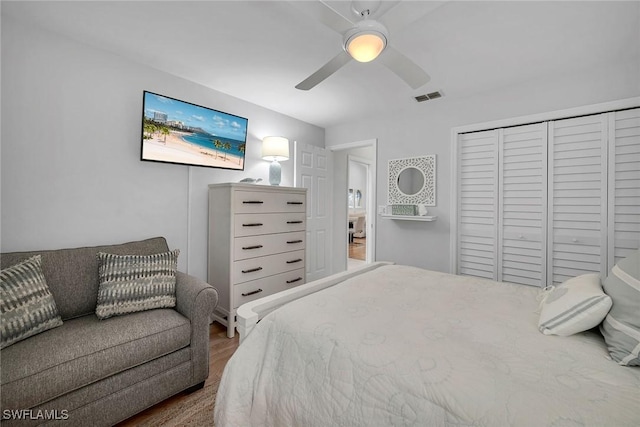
(234, 190, 306, 214)
(233, 250, 305, 284)
(234, 231, 305, 261)
(234, 213, 305, 237)
(233, 268, 305, 308)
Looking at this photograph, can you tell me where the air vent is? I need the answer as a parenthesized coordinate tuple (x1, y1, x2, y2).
(415, 91, 443, 102)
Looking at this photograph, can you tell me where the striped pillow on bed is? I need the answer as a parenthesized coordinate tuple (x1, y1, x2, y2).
(600, 250, 640, 366)
(538, 273, 612, 337)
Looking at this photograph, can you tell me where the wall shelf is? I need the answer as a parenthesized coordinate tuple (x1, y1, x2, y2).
(381, 214, 437, 221)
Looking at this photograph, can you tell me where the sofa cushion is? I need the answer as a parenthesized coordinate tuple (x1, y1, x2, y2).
(1, 255, 63, 349)
(0, 308, 190, 410)
(0, 237, 170, 320)
(96, 250, 179, 319)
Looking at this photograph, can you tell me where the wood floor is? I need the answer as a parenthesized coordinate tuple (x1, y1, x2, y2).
(117, 322, 239, 426)
(349, 237, 366, 260)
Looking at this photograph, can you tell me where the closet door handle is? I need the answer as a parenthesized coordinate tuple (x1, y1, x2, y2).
(287, 240, 303, 244)
(286, 258, 303, 264)
(242, 201, 264, 204)
(242, 245, 263, 250)
(241, 267, 263, 274)
(242, 223, 263, 227)
(241, 289, 263, 297)
(287, 220, 303, 224)
(286, 277, 303, 284)
(287, 201, 303, 205)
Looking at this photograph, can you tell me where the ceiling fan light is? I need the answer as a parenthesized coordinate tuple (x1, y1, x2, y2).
(343, 20, 389, 63)
(346, 33, 386, 62)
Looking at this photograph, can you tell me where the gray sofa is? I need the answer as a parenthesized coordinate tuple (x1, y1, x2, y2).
(0, 237, 218, 426)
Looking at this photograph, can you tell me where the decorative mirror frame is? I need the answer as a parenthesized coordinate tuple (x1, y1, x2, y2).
(388, 155, 436, 206)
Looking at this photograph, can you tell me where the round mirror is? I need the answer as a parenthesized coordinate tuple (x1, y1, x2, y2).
(397, 167, 424, 195)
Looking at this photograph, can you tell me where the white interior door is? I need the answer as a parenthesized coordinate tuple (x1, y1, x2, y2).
(457, 130, 499, 279)
(548, 113, 608, 285)
(608, 108, 640, 267)
(294, 141, 332, 282)
(498, 123, 548, 287)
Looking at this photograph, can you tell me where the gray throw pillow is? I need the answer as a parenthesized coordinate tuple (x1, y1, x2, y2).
(599, 250, 640, 366)
(95, 250, 179, 320)
(1, 255, 63, 349)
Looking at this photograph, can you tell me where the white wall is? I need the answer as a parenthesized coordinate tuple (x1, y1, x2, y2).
(326, 61, 640, 273)
(0, 18, 324, 280)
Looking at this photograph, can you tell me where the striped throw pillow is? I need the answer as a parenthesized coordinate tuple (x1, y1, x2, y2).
(600, 250, 640, 366)
(1, 255, 63, 349)
(95, 250, 179, 320)
(538, 273, 612, 337)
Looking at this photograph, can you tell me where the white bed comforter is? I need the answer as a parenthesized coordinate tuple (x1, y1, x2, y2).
(215, 265, 640, 426)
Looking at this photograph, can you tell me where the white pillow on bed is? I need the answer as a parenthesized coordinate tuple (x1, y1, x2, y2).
(599, 250, 640, 366)
(538, 273, 612, 337)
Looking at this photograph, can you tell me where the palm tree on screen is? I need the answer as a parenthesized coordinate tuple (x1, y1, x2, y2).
(213, 139, 222, 158)
(238, 144, 245, 165)
(160, 127, 170, 143)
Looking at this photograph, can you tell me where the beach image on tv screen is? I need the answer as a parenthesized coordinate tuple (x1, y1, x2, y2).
(141, 91, 248, 170)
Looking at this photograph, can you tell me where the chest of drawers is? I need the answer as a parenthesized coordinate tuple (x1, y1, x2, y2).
(208, 183, 307, 337)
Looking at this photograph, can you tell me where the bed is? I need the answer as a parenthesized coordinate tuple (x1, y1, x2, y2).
(215, 263, 640, 426)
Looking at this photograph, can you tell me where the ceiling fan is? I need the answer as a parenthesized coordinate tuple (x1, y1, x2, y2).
(292, 0, 440, 91)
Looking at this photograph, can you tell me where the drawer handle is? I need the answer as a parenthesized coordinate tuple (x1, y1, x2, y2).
(286, 258, 303, 264)
(242, 245, 264, 250)
(286, 277, 303, 284)
(287, 220, 303, 224)
(242, 223, 263, 227)
(241, 288, 263, 297)
(241, 267, 263, 274)
(287, 201, 304, 205)
(287, 239, 303, 244)
(242, 201, 264, 204)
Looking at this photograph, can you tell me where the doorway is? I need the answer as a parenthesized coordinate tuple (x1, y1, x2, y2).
(329, 139, 377, 273)
(348, 156, 369, 270)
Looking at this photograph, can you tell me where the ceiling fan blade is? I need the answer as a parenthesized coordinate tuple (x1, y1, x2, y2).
(288, 0, 354, 34)
(296, 51, 352, 91)
(379, 1, 446, 36)
(378, 46, 430, 89)
(296, 51, 351, 90)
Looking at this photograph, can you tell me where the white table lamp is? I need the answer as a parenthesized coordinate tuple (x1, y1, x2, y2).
(261, 136, 289, 185)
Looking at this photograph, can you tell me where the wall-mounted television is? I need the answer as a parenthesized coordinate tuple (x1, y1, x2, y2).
(141, 91, 248, 170)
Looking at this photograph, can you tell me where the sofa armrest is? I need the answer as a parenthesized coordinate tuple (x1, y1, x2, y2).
(175, 271, 218, 384)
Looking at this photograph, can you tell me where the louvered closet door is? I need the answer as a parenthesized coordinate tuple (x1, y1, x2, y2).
(608, 108, 640, 266)
(457, 130, 499, 279)
(548, 114, 608, 285)
(498, 123, 548, 287)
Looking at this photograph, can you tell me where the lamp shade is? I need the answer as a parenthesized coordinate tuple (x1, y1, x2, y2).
(261, 136, 290, 161)
(343, 20, 388, 63)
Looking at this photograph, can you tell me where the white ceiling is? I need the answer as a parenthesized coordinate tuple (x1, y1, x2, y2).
(3, 1, 639, 129)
